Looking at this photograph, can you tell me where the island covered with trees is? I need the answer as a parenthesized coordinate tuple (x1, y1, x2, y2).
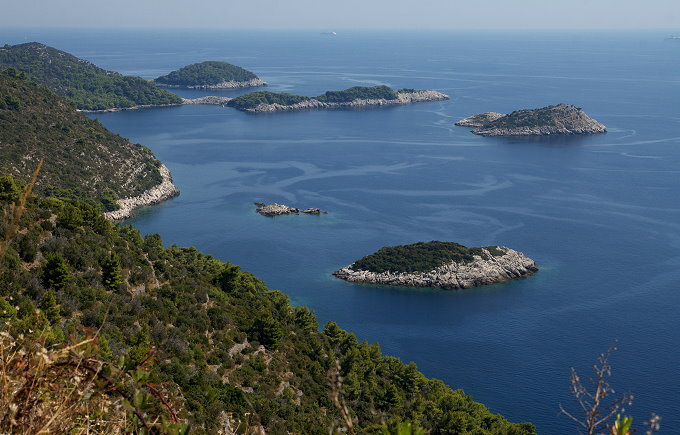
(154, 60, 267, 89)
(227, 85, 449, 113)
(0, 43, 183, 111)
(334, 240, 538, 289)
(455, 104, 607, 136)
(0, 68, 178, 214)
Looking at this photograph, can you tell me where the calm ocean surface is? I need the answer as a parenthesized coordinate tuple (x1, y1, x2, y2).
(2, 29, 678, 433)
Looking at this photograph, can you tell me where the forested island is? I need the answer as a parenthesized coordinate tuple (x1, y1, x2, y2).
(227, 85, 449, 113)
(455, 104, 607, 136)
(154, 60, 267, 89)
(0, 68, 178, 215)
(334, 241, 537, 289)
(0, 42, 183, 111)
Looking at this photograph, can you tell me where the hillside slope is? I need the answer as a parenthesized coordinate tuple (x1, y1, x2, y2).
(0, 42, 183, 110)
(0, 68, 177, 212)
(0, 191, 535, 434)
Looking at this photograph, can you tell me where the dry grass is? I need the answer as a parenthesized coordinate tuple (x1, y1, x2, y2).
(0, 159, 42, 258)
(0, 331, 130, 433)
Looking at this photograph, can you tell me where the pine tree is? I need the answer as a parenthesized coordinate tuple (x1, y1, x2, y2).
(101, 252, 124, 290)
(41, 252, 72, 289)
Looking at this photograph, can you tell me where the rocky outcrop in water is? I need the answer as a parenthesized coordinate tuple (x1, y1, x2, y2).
(244, 90, 449, 113)
(255, 202, 327, 217)
(104, 164, 179, 220)
(333, 246, 537, 290)
(456, 104, 606, 136)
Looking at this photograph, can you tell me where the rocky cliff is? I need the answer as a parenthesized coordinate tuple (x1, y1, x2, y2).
(334, 246, 537, 290)
(241, 90, 449, 113)
(456, 104, 606, 136)
(104, 164, 179, 220)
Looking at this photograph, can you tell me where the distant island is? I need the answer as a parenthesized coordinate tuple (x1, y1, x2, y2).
(0, 42, 183, 111)
(226, 85, 449, 113)
(154, 61, 267, 89)
(255, 202, 327, 216)
(333, 241, 537, 289)
(455, 104, 607, 136)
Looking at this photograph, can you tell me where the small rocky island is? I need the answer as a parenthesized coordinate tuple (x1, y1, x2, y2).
(455, 104, 606, 136)
(155, 61, 267, 89)
(333, 241, 537, 290)
(227, 85, 449, 113)
(255, 202, 327, 217)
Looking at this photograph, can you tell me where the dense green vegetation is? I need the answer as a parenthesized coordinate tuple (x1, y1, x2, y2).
(0, 42, 183, 110)
(228, 85, 409, 110)
(482, 104, 577, 129)
(316, 85, 398, 103)
(0, 189, 534, 433)
(227, 90, 311, 110)
(154, 61, 260, 86)
(351, 241, 506, 274)
(0, 68, 163, 210)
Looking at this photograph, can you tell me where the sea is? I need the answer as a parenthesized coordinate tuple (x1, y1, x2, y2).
(1, 28, 679, 433)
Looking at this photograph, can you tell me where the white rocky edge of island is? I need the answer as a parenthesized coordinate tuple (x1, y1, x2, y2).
(159, 78, 267, 89)
(243, 90, 449, 113)
(333, 247, 537, 290)
(104, 164, 180, 221)
(182, 96, 233, 106)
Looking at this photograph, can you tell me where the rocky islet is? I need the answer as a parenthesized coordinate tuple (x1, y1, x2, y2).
(456, 104, 607, 136)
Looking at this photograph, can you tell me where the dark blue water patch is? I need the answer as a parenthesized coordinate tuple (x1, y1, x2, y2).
(5, 28, 678, 433)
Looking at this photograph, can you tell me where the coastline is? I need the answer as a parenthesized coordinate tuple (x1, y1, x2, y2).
(78, 103, 183, 113)
(333, 247, 537, 290)
(242, 90, 449, 113)
(104, 164, 180, 221)
(157, 78, 267, 89)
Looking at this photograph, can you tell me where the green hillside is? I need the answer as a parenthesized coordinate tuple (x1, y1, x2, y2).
(0, 68, 165, 210)
(0, 42, 183, 110)
(0, 188, 535, 433)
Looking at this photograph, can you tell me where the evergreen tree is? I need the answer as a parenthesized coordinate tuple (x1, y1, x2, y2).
(101, 252, 124, 290)
(40, 289, 61, 323)
(0, 175, 21, 202)
(41, 252, 72, 289)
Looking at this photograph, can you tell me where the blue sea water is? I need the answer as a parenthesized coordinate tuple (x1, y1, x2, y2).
(2, 29, 679, 433)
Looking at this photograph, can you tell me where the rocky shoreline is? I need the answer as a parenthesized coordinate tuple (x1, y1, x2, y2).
(104, 164, 180, 221)
(333, 246, 537, 290)
(255, 202, 327, 217)
(182, 96, 233, 106)
(242, 90, 449, 113)
(455, 104, 607, 137)
(78, 103, 183, 113)
(159, 78, 267, 89)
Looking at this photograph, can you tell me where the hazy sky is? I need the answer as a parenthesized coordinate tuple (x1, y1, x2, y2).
(3, 0, 679, 30)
